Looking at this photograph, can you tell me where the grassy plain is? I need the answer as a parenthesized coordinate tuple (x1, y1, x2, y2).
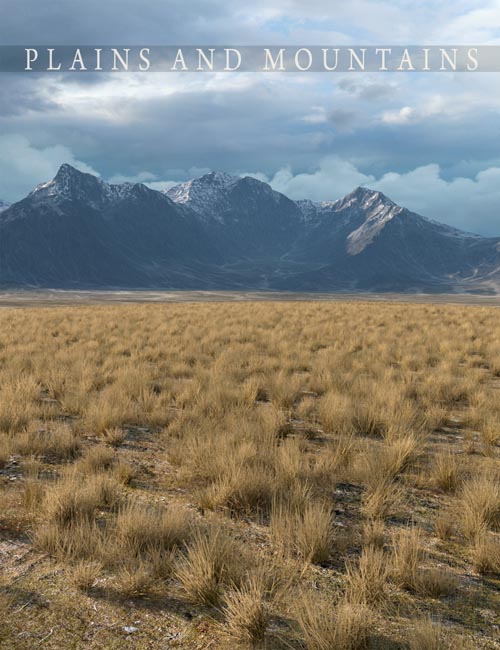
(1, 300, 500, 649)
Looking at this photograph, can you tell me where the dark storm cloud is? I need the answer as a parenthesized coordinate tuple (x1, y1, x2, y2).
(0, 0, 230, 45)
(327, 108, 358, 132)
(0, 76, 58, 116)
(2, 67, 500, 206)
(337, 77, 397, 100)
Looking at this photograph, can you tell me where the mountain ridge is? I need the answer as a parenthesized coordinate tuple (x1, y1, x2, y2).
(1, 164, 499, 293)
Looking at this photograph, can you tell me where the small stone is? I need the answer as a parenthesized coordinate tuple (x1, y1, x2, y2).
(123, 626, 138, 634)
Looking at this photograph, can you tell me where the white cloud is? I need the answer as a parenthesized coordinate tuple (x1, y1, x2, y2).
(378, 94, 480, 126)
(250, 156, 500, 236)
(374, 164, 500, 235)
(302, 106, 328, 124)
(0, 134, 98, 202)
(248, 157, 374, 201)
(439, 2, 500, 43)
(381, 106, 416, 124)
(107, 171, 185, 193)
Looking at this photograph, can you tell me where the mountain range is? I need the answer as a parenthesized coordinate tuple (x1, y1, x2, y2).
(1, 164, 499, 293)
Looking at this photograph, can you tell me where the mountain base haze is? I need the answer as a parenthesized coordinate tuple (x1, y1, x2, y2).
(1, 164, 499, 294)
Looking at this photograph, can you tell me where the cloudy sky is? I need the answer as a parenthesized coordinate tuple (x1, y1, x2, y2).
(1, 0, 500, 234)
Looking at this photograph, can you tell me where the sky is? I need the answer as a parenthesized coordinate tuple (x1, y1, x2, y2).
(1, 1, 500, 235)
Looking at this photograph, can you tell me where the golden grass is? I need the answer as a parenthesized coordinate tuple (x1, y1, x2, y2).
(68, 560, 102, 592)
(114, 499, 191, 556)
(1, 300, 500, 648)
(100, 426, 127, 447)
(390, 526, 424, 591)
(345, 546, 388, 606)
(429, 450, 462, 493)
(296, 593, 373, 650)
(42, 472, 120, 526)
(12, 422, 81, 461)
(471, 532, 500, 575)
(270, 498, 334, 563)
(222, 574, 270, 646)
(415, 567, 458, 598)
(0, 434, 12, 468)
(114, 560, 154, 598)
(176, 526, 248, 606)
(458, 473, 500, 540)
(408, 619, 445, 650)
(34, 517, 106, 560)
(362, 518, 385, 549)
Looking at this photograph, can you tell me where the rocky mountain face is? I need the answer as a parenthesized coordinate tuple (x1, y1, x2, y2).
(278, 187, 500, 292)
(1, 164, 499, 293)
(0, 200, 10, 213)
(0, 165, 220, 288)
(166, 171, 305, 259)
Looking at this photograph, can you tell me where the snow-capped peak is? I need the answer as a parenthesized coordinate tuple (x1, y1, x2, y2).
(295, 199, 323, 222)
(30, 164, 101, 201)
(167, 171, 240, 199)
(345, 189, 403, 254)
(331, 186, 394, 211)
(166, 170, 290, 223)
(28, 164, 146, 209)
(296, 187, 395, 224)
(166, 170, 241, 219)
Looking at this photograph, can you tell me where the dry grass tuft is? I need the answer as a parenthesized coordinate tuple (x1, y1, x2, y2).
(223, 574, 270, 646)
(296, 592, 372, 650)
(101, 427, 127, 447)
(362, 519, 385, 549)
(13, 422, 81, 462)
(345, 546, 388, 606)
(470, 532, 500, 575)
(361, 478, 404, 521)
(42, 472, 120, 526)
(69, 560, 102, 592)
(415, 567, 457, 598)
(457, 473, 500, 540)
(430, 451, 462, 493)
(177, 526, 247, 606)
(74, 445, 115, 474)
(390, 526, 423, 591)
(318, 392, 355, 436)
(0, 434, 11, 468)
(115, 500, 191, 557)
(114, 561, 154, 598)
(271, 499, 334, 563)
(408, 619, 445, 650)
